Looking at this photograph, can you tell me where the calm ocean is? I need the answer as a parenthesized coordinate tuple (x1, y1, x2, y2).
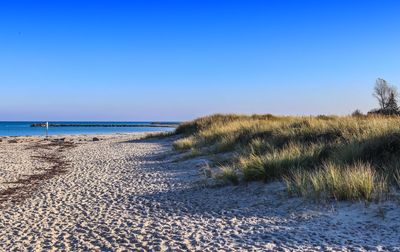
(0, 122, 176, 137)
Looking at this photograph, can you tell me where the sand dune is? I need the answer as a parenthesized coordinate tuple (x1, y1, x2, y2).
(0, 133, 399, 251)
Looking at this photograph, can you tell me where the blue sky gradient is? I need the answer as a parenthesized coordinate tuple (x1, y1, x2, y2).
(1, 0, 399, 120)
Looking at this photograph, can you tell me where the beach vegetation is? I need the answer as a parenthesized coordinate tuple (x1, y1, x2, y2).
(144, 131, 175, 139)
(173, 113, 400, 201)
(216, 166, 239, 185)
(173, 137, 195, 150)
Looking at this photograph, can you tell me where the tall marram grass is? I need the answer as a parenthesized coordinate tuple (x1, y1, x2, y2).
(173, 114, 400, 201)
(284, 162, 387, 201)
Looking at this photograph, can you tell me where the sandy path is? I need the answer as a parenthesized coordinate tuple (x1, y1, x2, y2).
(0, 134, 400, 251)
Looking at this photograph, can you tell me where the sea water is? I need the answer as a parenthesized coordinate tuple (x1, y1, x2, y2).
(0, 122, 176, 137)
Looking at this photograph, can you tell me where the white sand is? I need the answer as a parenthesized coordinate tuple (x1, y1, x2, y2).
(0, 133, 400, 251)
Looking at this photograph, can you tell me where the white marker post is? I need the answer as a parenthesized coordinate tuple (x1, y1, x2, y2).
(46, 122, 49, 138)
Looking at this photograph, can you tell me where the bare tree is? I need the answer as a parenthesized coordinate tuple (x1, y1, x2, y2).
(373, 78, 397, 109)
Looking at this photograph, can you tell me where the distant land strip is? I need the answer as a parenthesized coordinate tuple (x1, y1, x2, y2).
(31, 123, 179, 128)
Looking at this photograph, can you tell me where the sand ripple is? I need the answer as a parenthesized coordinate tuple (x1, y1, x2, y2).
(0, 134, 399, 251)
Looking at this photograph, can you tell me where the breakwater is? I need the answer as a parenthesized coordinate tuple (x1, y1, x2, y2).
(31, 123, 179, 128)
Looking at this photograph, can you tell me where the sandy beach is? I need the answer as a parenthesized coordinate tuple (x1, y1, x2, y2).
(0, 133, 400, 251)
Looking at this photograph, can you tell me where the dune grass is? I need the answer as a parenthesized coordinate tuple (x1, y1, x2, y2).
(172, 137, 195, 150)
(143, 131, 175, 139)
(284, 162, 387, 201)
(173, 114, 400, 201)
(215, 166, 239, 185)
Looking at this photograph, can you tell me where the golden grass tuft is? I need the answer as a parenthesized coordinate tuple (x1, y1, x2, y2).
(284, 162, 387, 201)
(173, 137, 195, 150)
(216, 166, 239, 185)
(143, 131, 174, 139)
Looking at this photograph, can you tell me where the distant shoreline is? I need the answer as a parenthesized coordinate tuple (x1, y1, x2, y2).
(30, 123, 179, 128)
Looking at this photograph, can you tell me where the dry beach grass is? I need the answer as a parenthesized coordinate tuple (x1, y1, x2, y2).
(173, 114, 400, 201)
(0, 130, 399, 250)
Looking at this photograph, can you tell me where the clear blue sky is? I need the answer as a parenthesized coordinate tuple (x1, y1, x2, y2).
(1, 0, 399, 121)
